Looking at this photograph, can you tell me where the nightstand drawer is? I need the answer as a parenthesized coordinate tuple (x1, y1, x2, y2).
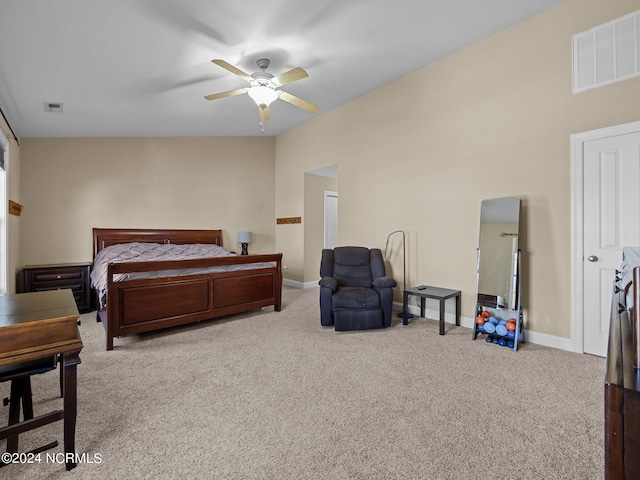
(31, 284, 84, 305)
(22, 263, 94, 313)
(30, 270, 85, 283)
(30, 281, 84, 293)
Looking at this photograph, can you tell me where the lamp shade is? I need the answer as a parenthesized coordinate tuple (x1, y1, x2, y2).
(237, 231, 252, 244)
(247, 86, 279, 107)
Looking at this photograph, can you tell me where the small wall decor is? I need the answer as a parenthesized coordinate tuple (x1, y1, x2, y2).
(277, 217, 302, 224)
(8, 200, 23, 216)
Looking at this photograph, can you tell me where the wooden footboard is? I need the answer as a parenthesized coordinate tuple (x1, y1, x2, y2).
(92, 228, 282, 350)
(100, 254, 282, 350)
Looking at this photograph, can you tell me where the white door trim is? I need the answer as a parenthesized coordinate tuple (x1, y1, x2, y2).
(571, 119, 640, 353)
(324, 190, 338, 249)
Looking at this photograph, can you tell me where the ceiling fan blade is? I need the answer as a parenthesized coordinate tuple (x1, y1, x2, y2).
(278, 91, 319, 113)
(259, 106, 271, 122)
(271, 67, 308, 87)
(204, 88, 248, 101)
(211, 59, 253, 82)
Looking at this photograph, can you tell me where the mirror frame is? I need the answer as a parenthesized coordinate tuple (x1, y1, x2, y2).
(476, 197, 521, 311)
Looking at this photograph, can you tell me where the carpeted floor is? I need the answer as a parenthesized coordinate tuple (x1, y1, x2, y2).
(1, 286, 605, 479)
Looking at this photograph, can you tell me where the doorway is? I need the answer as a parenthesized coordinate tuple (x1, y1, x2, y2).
(571, 120, 640, 356)
(303, 165, 338, 284)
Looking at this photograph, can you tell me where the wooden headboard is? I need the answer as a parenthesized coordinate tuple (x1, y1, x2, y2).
(93, 228, 223, 258)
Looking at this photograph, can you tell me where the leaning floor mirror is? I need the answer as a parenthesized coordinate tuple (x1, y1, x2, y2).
(472, 197, 525, 352)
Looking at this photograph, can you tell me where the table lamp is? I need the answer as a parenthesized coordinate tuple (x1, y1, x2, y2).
(237, 231, 252, 255)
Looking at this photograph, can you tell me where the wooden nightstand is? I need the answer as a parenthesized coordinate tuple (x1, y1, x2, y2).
(22, 263, 94, 313)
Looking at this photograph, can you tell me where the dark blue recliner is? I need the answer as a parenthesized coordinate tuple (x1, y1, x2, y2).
(319, 246, 396, 331)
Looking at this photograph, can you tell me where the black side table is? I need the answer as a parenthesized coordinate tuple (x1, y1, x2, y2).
(403, 285, 461, 335)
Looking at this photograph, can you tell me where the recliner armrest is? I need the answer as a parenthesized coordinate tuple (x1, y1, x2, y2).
(372, 276, 396, 289)
(319, 277, 338, 292)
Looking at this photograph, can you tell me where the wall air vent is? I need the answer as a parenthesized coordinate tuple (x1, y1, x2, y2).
(45, 102, 63, 113)
(573, 9, 640, 93)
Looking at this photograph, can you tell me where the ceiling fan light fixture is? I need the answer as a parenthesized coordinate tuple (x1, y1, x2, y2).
(206, 58, 317, 119)
(247, 85, 279, 108)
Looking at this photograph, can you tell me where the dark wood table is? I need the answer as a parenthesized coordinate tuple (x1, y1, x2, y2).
(402, 285, 461, 334)
(0, 289, 82, 471)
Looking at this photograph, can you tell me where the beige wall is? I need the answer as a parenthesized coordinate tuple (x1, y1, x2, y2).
(20, 136, 275, 265)
(0, 115, 21, 293)
(275, 0, 640, 339)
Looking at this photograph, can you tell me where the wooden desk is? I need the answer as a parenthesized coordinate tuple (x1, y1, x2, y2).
(0, 290, 82, 471)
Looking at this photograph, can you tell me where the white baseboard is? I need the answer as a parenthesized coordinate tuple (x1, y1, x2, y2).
(397, 302, 574, 353)
(522, 330, 573, 352)
(283, 278, 319, 289)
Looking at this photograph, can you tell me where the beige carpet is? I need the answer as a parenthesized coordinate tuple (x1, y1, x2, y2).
(1, 286, 605, 479)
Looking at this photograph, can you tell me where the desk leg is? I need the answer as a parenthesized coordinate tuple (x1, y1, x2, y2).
(456, 293, 461, 326)
(403, 291, 409, 325)
(63, 351, 81, 471)
(420, 298, 426, 317)
(439, 299, 445, 335)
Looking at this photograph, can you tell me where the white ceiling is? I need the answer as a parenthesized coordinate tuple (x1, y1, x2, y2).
(0, 0, 564, 138)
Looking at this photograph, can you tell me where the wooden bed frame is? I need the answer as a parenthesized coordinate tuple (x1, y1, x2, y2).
(93, 228, 283, 350)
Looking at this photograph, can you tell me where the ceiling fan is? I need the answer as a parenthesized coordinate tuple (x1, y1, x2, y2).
(204, 58, 319, 124)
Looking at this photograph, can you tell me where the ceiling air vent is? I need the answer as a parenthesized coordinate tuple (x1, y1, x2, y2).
(573, 9, 640, 93)
(45, 102, 63, 113)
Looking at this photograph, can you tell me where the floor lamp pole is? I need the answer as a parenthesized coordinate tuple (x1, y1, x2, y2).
(384, 230, 414, 319)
